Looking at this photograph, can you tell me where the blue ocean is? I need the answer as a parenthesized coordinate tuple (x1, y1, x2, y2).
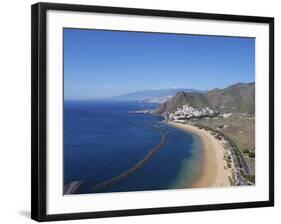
(64, 101, 203, 194)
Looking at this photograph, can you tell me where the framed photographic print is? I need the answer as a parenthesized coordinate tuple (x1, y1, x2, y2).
(31, 2, 274, 222)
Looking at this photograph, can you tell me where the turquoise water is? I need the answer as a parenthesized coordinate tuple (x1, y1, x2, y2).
(64, 101, 203, 194)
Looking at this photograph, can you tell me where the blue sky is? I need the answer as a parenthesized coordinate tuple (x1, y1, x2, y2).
(64, 28, 255, 100)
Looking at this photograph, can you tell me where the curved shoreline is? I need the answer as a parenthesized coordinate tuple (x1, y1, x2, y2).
(92, 125, 168, 192)
(167, 121, 231, 188)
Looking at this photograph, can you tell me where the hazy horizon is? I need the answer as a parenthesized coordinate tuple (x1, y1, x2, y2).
(64, 81, 254, 102)
(64, 29, 255, 100)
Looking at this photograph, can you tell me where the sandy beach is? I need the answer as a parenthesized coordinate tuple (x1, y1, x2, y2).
(167, 121, 232, 188)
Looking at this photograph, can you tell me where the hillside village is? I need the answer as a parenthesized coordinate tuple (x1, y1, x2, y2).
(169, 104, 218, 122)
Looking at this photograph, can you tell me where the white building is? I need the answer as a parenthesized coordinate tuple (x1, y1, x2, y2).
(169, 104, 217, 121)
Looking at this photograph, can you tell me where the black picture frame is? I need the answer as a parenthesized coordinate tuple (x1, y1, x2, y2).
(31, 2, 274, 222)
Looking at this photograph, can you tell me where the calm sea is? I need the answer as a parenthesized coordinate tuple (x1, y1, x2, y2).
(64, 101, 203, 194)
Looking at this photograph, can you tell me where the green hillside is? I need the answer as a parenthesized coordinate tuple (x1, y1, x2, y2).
(155, 82, 255, 115)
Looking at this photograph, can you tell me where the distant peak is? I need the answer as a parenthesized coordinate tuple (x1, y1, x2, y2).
(175, 91, 186, 96)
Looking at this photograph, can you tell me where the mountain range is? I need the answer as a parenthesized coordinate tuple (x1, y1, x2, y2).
(155, 82, 255, 115)
(110, 88, 205, 103)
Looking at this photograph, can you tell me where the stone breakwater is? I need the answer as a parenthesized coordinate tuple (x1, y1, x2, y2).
(64, 180, 85, 195)
(92, 125, 168, 192)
